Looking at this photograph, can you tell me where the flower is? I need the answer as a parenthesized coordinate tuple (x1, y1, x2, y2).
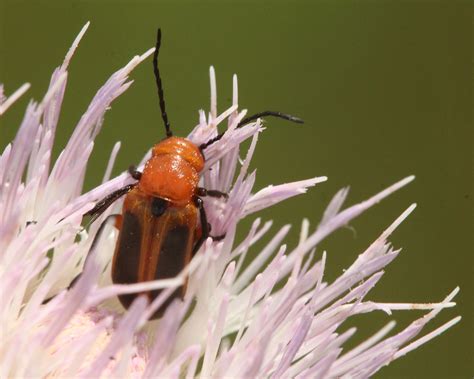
(0, 23, 460, 378)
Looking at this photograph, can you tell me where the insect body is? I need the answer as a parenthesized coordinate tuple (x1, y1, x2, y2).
(111, 137, 211, 316)
(85, 29, 303, 319)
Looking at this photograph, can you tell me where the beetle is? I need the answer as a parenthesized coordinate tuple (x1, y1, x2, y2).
(84, 29, 303, 319)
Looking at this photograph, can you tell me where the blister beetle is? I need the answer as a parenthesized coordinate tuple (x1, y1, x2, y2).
(85, 29, 303, 318)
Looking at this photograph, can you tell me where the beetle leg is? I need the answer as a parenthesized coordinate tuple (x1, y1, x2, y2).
(128, 165, 142, 180)
(192, 197, 209, 256)
(86, 166, 141, 221)
(196, 187, 228, 199)
(193, 197, 226, 256)
(85, 183, 136, 222)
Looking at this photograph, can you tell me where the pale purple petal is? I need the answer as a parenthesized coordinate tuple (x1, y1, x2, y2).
(0, 83, 31, 115)
(243, 176, 328, 217)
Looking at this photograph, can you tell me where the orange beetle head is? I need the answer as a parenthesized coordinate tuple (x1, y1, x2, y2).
(152, 137, 204, 173)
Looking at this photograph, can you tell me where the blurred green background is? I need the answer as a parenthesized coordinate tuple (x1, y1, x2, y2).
(0, 0, 471, 377)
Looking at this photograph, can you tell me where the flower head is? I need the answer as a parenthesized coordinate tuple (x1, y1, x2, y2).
(0, 23, 460, 378)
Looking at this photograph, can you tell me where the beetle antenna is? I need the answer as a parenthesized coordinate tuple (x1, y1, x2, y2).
(153, 28, 172, 138)
(199, 110, 303, 151)
(238, 111, 304, 126)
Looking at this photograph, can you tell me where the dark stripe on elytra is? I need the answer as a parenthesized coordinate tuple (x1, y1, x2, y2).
(113, 211, 142, 309)
(150, 224, 190, 317)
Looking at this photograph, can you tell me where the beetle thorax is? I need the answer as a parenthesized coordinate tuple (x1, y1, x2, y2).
(138, 137, 204, 205)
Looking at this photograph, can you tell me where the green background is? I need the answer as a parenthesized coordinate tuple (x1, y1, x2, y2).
(0, 1, 471, 377)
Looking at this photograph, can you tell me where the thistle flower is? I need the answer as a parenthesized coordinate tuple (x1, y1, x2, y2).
(0, 23, 460, 378)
